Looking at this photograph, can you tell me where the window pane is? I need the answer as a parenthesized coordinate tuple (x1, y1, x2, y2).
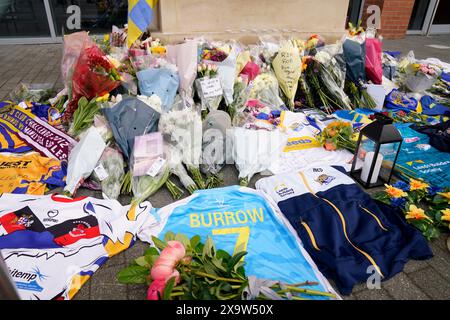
(49, 0, 159, 36)
(408, 0, 431, 30)
(433, 0, 450, 25)
(0, 0, 51, 37)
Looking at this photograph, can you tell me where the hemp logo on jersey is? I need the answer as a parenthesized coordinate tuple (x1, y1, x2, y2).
(43, 210, 59, 224)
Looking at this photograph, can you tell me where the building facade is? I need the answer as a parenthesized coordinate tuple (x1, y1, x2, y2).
(350, 0, 450, 39)
(0, 0, 448, 44)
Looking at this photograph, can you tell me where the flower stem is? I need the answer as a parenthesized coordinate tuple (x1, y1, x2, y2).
(165, 178, 184, 200)
(188, 166, 205, 189)
(194, 271, 245, 284)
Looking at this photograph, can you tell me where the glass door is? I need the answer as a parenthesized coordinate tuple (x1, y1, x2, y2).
(429, 0, 450, 34)
(0, 0, 56, 42)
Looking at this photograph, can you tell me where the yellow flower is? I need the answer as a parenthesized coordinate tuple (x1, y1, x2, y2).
(441, 208, 450, 222)
(96, 93, 110, 102)
(151, 46, 166, 55)
(438, 192, 450, 204)
(103, 34, 110, 42)
(409, 179, 428, 191)
(405, 205, 431, 221)
(385, 184, 408, 198)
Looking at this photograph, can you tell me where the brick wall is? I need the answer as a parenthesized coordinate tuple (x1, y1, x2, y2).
(361, 0, 416, 39)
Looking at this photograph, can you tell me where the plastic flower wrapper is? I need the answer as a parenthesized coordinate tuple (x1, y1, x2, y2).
(64, 127, 106, 196)
(102, 95, 162, 161)
(240, 61, 260, 82)
(228, 75, 250, 120)
(315, 40, 347, 90)
(235, 50, 251, 76)
(159, 108, 205, 189)
(166, 144, 197, 194)
(63, 43, 121, 123)
(404, 63, 441, 93)
(231, 127, 287, 186)
(201, 110, 232, 188)
(91, 146, 125, 200)
(195, 63, 223, 111)
(272, 40, 302, 110)
(166, 40, 199, 108)
(61, 31, 93, 94)
(136, 59, 180, 112)
(68, 95, 106, 138)
(232, 99, 281, 131)
(130, 146, 170, 205)
(248, 72, 285, 109)
(314, 58, 352, 110)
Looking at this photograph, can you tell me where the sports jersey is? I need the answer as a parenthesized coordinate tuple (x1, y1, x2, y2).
(394, 123, 450, 188)
(0, 125, 32, 153)
(0, 193, 153, 300)
(270, 111, 356, 174)
(256, 166, 432, 295)
(0, 152, 66, 195)
(140, 186, 338, 300)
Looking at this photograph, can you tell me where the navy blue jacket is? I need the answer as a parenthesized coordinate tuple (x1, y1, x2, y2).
(256, 166, 433, 295)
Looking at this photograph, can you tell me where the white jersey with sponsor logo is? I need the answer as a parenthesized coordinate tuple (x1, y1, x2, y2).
(269, 112, 356, 174)
(0, 193, 153, 300)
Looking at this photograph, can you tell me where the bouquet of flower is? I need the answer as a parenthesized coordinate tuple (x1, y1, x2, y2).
(159, 109, 205, 189)
(303, 56, 334, 114)
(404, 63, 440, 93)
(374, 179, 450, 240)
(166, 40, 199, 108)
(63, 44, 121, 123)
(166, 144, 198, 195)
(91, 146, 125, 200)
(136, 57, 179, 112)
(317, 120, 356, 152)
(231, 127, 286, 186)
(68, 96, 105, 138)
(202, 43, 238, 106)
(117, 233, 336, 300)
(247, 72, 285, 109)
(195, 63, 223, 111)
(201, 110, 231, 188)
(272, 40, 302, 110)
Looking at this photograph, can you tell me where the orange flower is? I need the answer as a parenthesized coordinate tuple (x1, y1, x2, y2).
(405, 205, 431, 221)
(385, 184, 408, 198)
(409, 179, 428, 191)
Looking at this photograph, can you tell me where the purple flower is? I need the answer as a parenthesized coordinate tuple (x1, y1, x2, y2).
(393, 181, 410, 192)
(391, 197, 407, 208)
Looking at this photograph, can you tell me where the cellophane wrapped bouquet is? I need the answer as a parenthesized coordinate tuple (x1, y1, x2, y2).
(63, 43, 122, 123)
(159, 108, 205, 189)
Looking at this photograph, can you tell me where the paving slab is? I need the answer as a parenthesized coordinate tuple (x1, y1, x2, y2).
(408, 269, 450, 300)
(382, 273, 430, 300)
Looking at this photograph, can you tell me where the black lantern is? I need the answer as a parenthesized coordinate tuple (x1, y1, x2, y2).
(350, 113, 403, 188)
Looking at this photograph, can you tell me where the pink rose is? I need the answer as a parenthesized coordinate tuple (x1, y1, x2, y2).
(147, 279, 166, 300)
(151, 259, 177, 281)
(165, 241, 186, 261)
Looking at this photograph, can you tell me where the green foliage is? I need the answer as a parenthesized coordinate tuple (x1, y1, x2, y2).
(68, 96, 101, 137)
(117, 233, 335, 300)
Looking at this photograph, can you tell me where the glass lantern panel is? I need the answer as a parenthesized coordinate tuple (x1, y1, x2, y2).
(360, 138, 400, 184)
